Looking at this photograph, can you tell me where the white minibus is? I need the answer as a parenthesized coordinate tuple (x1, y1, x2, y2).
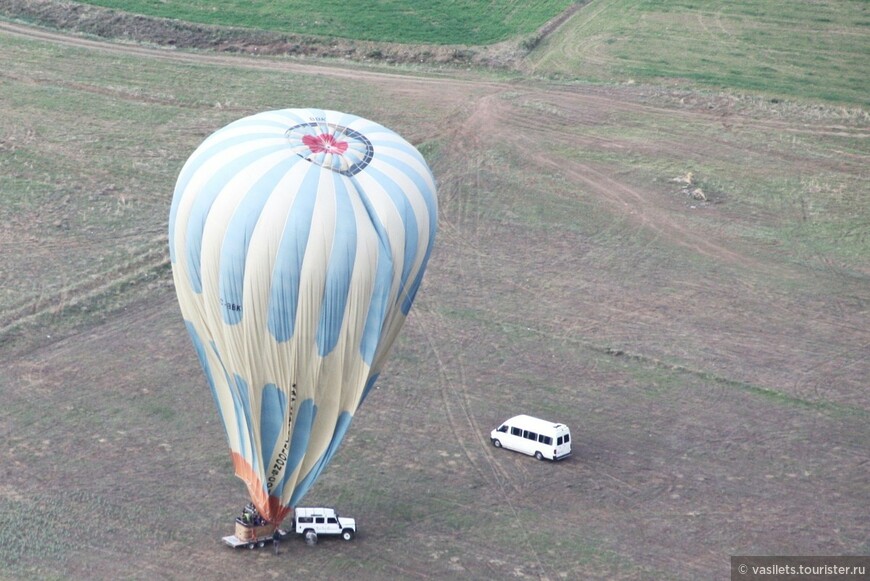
(490, 415, 571, 461)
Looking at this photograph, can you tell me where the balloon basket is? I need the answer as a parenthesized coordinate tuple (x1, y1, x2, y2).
(235, 521, 276, 541)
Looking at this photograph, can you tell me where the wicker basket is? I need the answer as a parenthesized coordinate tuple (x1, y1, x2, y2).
(235, 521, 276, 541)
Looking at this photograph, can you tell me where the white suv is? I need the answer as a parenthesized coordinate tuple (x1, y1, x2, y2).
(294, 507, 356, 545)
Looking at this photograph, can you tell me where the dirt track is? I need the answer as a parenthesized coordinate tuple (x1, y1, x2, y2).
(1, 13, 868, 581)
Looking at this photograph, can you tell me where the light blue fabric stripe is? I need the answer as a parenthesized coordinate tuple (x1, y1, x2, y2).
(184, 321, 229, 440)
(183, 142, 289, 294)
(402, 157, 437, 314)
(219, 153, 301, 325)
(289, 411, 354, 507)
(348, 177, 394, 365)
(401, 241, 435, 314)
(208, 338, 258, 476)
(316, 173, 356, 357)
(280, 399, 317, 498)
(336, 111, 359, 128)
(169, 123, 289, 263)
(368, 153, 437, 314)
(228, 373, 258, 479)
(370, 149, 436, 219)
(365, 129, 422, 154)
(267, 164, 321, 343)
(360, 164, 420, 312)
(260, 384, 287, 482)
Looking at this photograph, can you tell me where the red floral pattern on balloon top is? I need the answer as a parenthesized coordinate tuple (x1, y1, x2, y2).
(302, 133, 348, 155)
(286, 121, 373, 176)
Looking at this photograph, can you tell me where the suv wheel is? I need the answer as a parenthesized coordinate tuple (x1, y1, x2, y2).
(304, 529, 318, 546)
(342, 529, 354, 541)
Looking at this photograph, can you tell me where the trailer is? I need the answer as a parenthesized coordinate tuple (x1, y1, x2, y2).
(222, 520, 288, 549)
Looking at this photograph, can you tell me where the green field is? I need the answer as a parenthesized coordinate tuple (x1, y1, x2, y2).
(75, 0, 574, 44)
(529, 0, 869, 105)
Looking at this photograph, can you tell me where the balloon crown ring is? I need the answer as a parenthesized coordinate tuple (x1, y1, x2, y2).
(286, 122, 374, 177)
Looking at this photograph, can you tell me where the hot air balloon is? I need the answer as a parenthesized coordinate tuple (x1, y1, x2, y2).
(168, 108, 437, 525)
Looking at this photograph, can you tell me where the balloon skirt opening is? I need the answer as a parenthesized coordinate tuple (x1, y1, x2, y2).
(232, 452, 292, 525)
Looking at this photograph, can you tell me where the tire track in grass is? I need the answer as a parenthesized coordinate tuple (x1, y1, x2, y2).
(453, 89, 768, 273)
(412, 308, 516, 495)
(0, 244, 160, 326)
(431, 92, 535, 494)
(0, 235, 170, 347)
(414, 90, 553, 577)
(413, 309, 553, 581)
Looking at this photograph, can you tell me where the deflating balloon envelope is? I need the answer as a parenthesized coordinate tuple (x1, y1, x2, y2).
(168, 109, 437, 523)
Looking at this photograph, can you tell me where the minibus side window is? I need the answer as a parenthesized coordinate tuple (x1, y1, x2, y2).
(511, 427, 522, 437)
(539, 435, 552, 445)
(525, 431, 537, 441)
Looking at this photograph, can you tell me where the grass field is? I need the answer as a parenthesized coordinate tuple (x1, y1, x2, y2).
(527, 0, 870, 105)
(0, 2, 868, 580)
(73, 0, 574, 44)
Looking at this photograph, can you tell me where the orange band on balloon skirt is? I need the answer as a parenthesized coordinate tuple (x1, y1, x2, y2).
(232, 452, 292, 525)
